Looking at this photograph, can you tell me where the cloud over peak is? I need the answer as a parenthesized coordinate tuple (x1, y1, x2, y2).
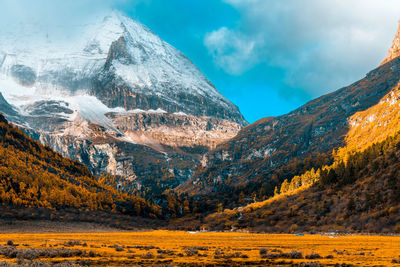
(205, 0, 400, 97)
(205, 27, 257, 75)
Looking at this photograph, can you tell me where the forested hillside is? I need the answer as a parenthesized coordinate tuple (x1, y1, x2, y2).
(179, 57, 400, 211)
(0, 113, 161, 218)
(203, 129, 400, 233)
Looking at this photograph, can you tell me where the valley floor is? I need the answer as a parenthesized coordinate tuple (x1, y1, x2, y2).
(0, 220, 132, 234)
(0, 231, 398, 266)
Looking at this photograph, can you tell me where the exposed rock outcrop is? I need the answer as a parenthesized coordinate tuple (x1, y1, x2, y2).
(181, 40, 400, 199)
(382, 21, 400, 65)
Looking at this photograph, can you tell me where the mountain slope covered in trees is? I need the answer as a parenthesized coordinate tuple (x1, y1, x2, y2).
(181, 56, 400, 197)
(178, 25, 400, 214)
(202, 128, 400, 233)
(0, 113, 160, 219)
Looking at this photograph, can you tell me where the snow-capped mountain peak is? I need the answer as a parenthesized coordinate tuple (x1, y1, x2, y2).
(0, 10, 245, 125)
(0, 10, 246, 193)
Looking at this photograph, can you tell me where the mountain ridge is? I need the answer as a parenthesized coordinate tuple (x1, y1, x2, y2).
(0, 10, 246, 195)
(0, 10, 246, 124)
(382, 20, 400, 65)
(180, 57, 400, 198)
(178, 23, 400, 214)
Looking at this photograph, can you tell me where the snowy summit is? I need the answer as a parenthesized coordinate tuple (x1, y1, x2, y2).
(0, 10, 246, 126)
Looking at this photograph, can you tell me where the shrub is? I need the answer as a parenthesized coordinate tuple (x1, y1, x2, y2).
(190, 246, 208, 251)
(305, 253, 322, 259)
(259, 248, 268, 256)
(16, 249, 39, 260)
(298, 263, 321, 267)
(114, 246, 124, 252)
(0, 246, 86, 259)
(64, 240, 83, 247)
(281, 250, 303, 259)
(157, 249, 174, 256)
(259, 248, 303, 259)
(77, 259, 93, 266)
(334, 249, 345, 255)
(128, 245, 158, 250)
(228, 252, 248, 259)
(214, 248, 224, 259)
(261, 253, 280, 259)
(141, 252, 154, 259)
(184, 247, 199, 256)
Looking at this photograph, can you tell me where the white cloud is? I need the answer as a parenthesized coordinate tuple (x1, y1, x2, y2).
(0, 0, 139, 35)
(0, 0, 144, 51)
(206, 0, 400, 97)
(205, 27, 257, 74)
(0, 0, 114, 23)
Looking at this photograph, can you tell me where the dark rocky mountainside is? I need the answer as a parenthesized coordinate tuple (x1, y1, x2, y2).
(181, 58, 400, 197)
(180, 23, 400, 208)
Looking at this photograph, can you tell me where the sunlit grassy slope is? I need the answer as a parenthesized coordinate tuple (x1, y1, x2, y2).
(200, 82, 400, 233)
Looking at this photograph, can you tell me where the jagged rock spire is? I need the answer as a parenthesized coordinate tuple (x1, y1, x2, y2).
(382, 20, 400, 65)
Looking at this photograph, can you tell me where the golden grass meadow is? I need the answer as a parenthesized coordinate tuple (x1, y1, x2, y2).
(0, 231, 399, 266)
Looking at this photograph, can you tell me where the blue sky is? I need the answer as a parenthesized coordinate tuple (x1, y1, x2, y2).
(117, 0, 400, 122)
(2, 0, 400, 122)
(117, 0, 301, 122)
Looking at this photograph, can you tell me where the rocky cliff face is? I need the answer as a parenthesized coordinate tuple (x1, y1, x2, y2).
(0, 11, 246, 194)
(109, 112, 241, 149)
(21, 110, 241, 188)
(180, 26, 400, 199)
(89, 19, 246, 124)
(382, 21, 400, 65)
